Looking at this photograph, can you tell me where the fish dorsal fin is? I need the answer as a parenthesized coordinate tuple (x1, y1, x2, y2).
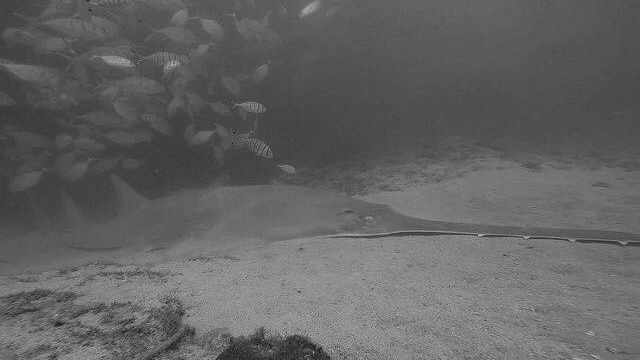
(59, 190, 87, 228)
(109, 174, 149, 214)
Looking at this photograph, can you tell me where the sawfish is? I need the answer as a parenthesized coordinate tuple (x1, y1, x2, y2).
(0, 175, 638, 274)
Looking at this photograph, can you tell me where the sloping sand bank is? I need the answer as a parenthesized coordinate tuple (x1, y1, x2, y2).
(1, 159, 639, 359)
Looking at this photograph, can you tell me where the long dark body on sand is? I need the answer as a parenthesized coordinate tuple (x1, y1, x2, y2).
(1, 176, 638, 274)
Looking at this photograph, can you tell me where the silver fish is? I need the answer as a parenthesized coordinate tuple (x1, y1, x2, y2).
(276, 164, 296, 175)
(90, 55, 136, 69)
(170, 9, 190, 26)
(300, 0, 323, 18)
(90, 0, 138, 8)
(138, 51, 187, 67)
(188, 130, 216, 146)
(198, 18, 226, 40)
(9, 170, 44, 193)
(234, 101, 266, 113)
(243, 138, 273, 159)
(38, 17, 119, 41)
(85, 44, 137, 59)
(0, 62, 61, 86)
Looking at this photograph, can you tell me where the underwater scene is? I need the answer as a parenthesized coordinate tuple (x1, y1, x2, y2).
(0, 0, 639, 359)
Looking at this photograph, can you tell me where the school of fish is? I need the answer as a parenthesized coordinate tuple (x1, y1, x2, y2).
(0, 0, 344, 194)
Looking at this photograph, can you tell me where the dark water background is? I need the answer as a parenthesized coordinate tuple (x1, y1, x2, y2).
(0, 0, 639, 227)
(273, 0, 640, 164)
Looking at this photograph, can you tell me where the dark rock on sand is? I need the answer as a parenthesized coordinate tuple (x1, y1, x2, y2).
(216, 327, 331, 360)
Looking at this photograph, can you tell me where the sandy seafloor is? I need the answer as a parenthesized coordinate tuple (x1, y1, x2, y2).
(1, 135, 639, 359)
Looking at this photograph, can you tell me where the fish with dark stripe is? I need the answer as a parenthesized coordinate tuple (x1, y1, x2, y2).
(90, 0, 137, 8)
(234, 101, 267, 114)
(243, 138, 273, 159)
(137, 51, 187, 66)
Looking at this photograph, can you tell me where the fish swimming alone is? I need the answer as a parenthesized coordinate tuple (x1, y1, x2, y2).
(0, 178, 638, 275)
(300, 0, 323, 18)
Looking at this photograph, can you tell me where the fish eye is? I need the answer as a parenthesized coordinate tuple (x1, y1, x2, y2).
(361, 215, 375, 224)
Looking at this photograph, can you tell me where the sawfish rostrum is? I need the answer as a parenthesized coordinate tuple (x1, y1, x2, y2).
(1, 178, 638, 274)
